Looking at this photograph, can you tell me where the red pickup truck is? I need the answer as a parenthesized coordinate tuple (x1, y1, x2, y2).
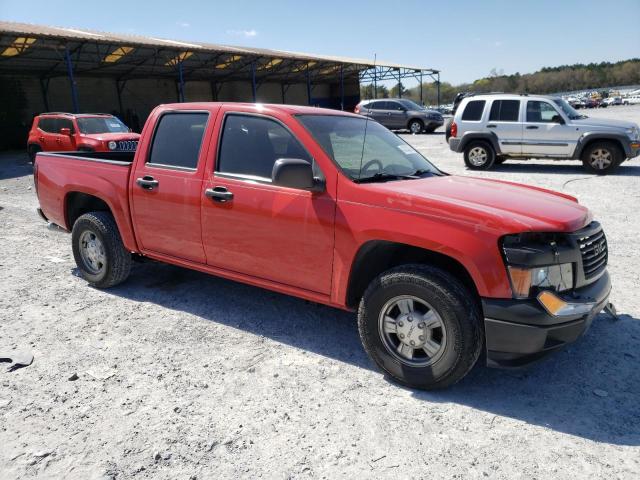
(34, 102, 611, 389)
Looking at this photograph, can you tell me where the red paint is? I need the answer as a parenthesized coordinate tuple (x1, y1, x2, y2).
(35, 102, 593, 309)
(27, 113, 140, 153)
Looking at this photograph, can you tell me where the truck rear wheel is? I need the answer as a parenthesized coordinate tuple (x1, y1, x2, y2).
(463, 141, 495, 170)
(581, 141, 623, 175)
(71, 211, 131, 288)
(357, 265, 483, 390)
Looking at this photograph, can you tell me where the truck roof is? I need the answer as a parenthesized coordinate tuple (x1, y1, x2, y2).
(156, 102, 361, 117)
(38, 112, 115, 117)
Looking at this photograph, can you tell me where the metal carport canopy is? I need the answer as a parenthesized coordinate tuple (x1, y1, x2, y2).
(0, 21, 440, 108)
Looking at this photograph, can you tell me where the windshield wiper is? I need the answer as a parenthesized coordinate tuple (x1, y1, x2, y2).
(354, 172, 421, 183)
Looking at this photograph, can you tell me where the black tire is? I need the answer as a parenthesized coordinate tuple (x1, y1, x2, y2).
(28, 144, 41, 164)
(445, 119, 452, 141)
(581, 141, 623, 175)
(357, 265, 483, 390)
(408, 119, 424, 134)
(71, 211, 131, 288)
(463, 140, 495, 170)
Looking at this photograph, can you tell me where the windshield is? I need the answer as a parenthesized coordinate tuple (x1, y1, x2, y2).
(77, 116, 129, 134)
(552, 98, 586, 120)
(296, 114, 441, 181)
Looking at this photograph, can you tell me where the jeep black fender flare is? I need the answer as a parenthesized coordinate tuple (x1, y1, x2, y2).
(573, 132, 632, 159)
(457, 132, 502, 155)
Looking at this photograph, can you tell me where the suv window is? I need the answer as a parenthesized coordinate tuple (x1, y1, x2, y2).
(489, 100, 520, 122)
(367, 101, 385, 110)
(38, 117, 57, 133)
(461, 100, 486, 121)
(57, 118, 75, 133)
(148, 112, 208, 169)
(386, 101, 404, 111)
(526, 101, 562, 123)
(217, 114, 311, 179)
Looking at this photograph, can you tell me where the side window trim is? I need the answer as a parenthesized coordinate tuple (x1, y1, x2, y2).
(214, 111, 317, 185)
(146, 110, 210, 171)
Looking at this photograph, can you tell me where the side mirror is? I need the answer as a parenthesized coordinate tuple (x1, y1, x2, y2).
(551, 115, 565, 124)
(59, 127, 72, 136)
(272, 158, 324, 192)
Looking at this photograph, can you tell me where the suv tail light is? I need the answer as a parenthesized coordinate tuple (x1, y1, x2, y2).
(354, 105, 361, 114)
(450, 121, 458, 138)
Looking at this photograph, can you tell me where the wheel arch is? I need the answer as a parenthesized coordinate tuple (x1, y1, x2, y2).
(345, 240, 481, 310)
(459, 132, 502, 155)
(65, 191, 113, 230)
(407, 117, 424, 129)
(574, 133, 629, 159)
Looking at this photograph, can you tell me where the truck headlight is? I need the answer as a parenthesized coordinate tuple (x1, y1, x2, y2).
(507, 263, 573, 299)
(108, 141, 117, 150)
(626, 127, 639, 141)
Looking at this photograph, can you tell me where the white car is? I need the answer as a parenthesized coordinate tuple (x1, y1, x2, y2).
(448, 93, 640, 174)
(623, 95, 640, 105)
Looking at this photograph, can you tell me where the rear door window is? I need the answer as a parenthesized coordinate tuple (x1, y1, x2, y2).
(461, 100, 486, 121)
(38, 118, 57, 133)
(148, 112, 209, 169)
(489, 100, 520, 121)
(367, 101, 384, 110)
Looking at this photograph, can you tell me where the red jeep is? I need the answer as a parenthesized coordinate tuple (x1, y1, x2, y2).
(33, 103, 611, 390)
(27, 112, 140, 162)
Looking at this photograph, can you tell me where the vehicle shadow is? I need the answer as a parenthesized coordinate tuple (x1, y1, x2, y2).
(0, 152, 32, 181)
(491, 162, 640, 177)
(99, 260, 640, 446)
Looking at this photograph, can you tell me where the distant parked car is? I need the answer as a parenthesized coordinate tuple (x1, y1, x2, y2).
(447, 93, 640, 174)
(355, 99, 444, 133)
(604, 97, 622, 106)
(568, 98, 586, 109)
(27, 112, 140, 163)
(623, 95, 640, 105)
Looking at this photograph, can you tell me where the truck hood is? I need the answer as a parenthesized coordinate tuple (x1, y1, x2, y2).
(367, 175, 591, 233)
(80, 132, 141, 141)
(572, 116, 638, 130)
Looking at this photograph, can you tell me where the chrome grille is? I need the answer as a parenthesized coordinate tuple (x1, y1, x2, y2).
(579, 228, 607, 280)
(116, 140, 138, 151)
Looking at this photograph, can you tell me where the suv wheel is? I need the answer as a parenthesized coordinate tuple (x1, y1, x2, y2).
(581, 141, 623, 175)
(357, 265, 483, 390)
(464, 141, 495, 170)
(28, 144, 41, 164)
(408, 119, 423, 134)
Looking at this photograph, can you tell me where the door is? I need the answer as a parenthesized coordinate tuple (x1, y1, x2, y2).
(54, 118, 76, 151)
(366, 101, 387, 124)
(380, 101, 407, 129)
(522, 100, 575, 156)
(201, 110, 336, 294)
(36, 117, 58, 150)
(487, 99, 522, 155)
(131, 110, 213, 263)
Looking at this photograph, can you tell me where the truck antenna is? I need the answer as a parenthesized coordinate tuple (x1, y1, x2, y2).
(357, 53, 376, 180)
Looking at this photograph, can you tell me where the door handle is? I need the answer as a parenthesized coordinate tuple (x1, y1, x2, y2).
(136, 176, 159, 190)
(486, 124, 497, 128)
(205, 186, 234, 203)
(526, 125, 539, 129)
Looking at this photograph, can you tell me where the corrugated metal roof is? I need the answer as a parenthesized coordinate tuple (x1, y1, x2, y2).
(0, 21, 437, 72)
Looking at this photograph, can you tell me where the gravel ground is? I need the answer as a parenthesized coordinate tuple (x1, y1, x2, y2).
(1, 105, 639, 480)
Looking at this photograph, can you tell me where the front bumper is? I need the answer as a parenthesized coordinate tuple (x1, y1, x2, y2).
(628, 141, 640, 159)
(482, 271, 611, 367)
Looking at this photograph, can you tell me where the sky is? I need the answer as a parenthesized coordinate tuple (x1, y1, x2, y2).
(1, 0, 638, 85)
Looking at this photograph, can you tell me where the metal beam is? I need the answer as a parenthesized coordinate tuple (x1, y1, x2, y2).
(64, 46, 80, 113)
(306, 65, 312, 105)
(251, 60, 257, 102)
(340, 64, 344, 110)
(39, 77, 50, 111)
(177, 60, 185, 102)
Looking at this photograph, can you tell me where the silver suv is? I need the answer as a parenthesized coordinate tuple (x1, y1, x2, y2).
(448, 93, 640, 174)
(356, 98, 444, 134)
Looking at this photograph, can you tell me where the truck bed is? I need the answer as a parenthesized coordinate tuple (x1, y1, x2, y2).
(35, 150, 138, 251)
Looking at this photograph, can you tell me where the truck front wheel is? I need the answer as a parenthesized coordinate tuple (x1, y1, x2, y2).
(357, 265, 483, 390)
(71, 211, 131, 288)
(463, 141, 495, 170)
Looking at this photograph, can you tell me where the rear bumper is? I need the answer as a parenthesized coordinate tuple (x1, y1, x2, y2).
(482, 271, 611, 368)
(449, 137, 462, 152)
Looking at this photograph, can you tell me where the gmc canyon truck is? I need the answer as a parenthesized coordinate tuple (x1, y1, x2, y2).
(34, 102, 612, 390)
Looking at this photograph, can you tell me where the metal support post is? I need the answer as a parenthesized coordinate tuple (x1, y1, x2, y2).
(64, 47, 80, 113)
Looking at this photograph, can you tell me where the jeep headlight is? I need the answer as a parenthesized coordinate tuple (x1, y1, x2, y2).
(506, 264, 573, 299)
(626, 127, 639, 141)
(108, 140, 117, 150)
